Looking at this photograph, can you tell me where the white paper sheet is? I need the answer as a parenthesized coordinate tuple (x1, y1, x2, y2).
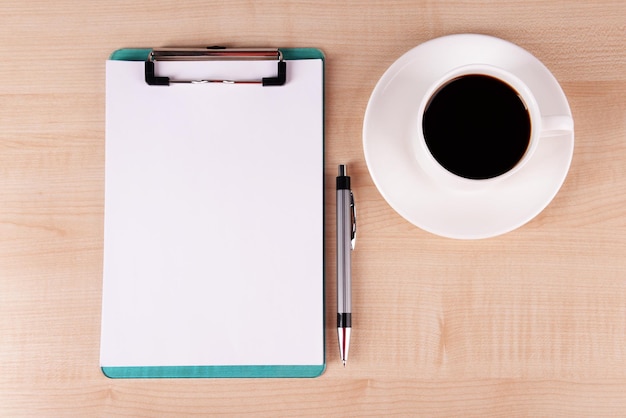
(101, 58, 324, 369)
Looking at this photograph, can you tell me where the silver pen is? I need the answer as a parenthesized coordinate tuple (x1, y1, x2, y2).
(336, 164, 356, 367)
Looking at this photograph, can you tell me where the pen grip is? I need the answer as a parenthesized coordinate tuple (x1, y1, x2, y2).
(338, 312, 352, 328)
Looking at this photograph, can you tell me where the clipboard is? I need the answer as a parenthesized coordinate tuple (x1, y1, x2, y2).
(100, 47, 325, 378)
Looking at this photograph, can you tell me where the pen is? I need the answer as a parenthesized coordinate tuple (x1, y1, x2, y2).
(336, 164, 356, 367)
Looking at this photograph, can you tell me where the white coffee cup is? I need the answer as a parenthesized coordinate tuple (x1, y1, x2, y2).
(414, 64, 574, 190)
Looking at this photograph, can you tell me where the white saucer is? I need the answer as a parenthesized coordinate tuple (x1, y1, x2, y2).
(363, 34, 574, 239)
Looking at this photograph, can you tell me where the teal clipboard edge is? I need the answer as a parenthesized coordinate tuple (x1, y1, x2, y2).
(102, 365, 325, 379)
(108, 47, 325, 61)
(103, 47, 326, 379)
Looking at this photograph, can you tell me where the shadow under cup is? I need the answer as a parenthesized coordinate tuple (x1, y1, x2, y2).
(422, 74, 531, 180)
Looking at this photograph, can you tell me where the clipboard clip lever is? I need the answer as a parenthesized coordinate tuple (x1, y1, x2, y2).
(145, 47, 286, 86)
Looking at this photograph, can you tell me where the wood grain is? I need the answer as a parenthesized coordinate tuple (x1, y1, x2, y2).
(1, 0, 625, 416)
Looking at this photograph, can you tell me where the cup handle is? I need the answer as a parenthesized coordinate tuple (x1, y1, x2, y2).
(541, 115, 574, 137)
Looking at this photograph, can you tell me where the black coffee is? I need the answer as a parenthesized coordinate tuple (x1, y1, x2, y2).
(422, 74, 531, 180)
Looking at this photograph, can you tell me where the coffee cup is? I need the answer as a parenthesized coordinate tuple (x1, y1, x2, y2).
(414, 64, 574, 189)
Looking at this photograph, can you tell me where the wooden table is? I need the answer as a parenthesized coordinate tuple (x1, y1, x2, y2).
(1, 1, 625, 416)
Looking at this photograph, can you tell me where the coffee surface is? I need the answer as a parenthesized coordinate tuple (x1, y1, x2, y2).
(422, 74, 531, 180)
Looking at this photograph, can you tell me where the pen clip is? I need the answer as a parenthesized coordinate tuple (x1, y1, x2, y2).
(350, 191, 357, 250)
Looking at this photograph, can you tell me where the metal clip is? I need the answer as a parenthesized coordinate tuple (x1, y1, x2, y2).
(144, 47, 286, 86)
(350, 191, 357, 250)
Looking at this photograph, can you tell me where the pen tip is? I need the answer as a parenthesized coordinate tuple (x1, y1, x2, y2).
(343, 360, 346, 367)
